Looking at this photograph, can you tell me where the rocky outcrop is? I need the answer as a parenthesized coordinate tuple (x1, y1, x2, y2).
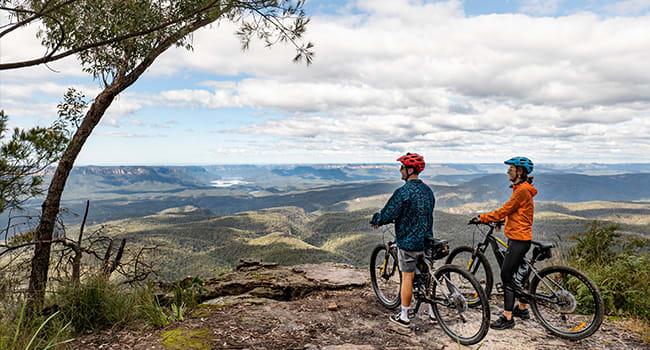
(200, 260, 367, 302)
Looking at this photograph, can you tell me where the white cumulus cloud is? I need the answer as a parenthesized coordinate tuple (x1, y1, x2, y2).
(3, 0, 650, 163)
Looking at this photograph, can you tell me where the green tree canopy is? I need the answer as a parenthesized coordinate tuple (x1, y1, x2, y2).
(0, 89, 86, 214)
(0, 0, 313, 70)
(1, 0, 313, 308)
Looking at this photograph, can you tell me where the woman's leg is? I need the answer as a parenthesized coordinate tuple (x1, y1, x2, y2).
(500, 240, 531, 318)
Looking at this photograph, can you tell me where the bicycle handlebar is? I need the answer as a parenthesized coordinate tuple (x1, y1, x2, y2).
(467, 218, 505, 229)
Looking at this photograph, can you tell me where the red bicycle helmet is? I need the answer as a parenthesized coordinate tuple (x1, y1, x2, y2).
(397, 153, 425, 173)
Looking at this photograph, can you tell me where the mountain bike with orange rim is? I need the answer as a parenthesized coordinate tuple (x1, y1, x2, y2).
(446, 220, 604, 340)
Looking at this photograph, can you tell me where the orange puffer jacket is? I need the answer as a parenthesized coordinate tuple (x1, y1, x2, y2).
(479, 181, 538, 241)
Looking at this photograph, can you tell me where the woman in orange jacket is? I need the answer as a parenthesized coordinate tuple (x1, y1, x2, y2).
(477, 157, 537, 330)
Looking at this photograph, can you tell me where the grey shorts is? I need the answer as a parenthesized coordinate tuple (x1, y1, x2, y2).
(398, 248, 425, 273)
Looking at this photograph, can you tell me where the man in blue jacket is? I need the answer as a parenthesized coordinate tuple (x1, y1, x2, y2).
(370, 153, 436, 327)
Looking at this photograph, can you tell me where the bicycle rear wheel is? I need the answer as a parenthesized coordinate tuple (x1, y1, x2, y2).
(445, 246, 493, 305)
(369, 244, 401, 308)
(431, 264, 490, 345)
(529, 265, 604, 340)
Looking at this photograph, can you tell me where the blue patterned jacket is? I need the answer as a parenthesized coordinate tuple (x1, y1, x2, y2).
(371, 179, 435, 251)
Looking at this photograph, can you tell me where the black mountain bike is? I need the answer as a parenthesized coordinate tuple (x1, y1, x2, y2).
(445, 221, 604, 340)
(369, 234, 490, 345)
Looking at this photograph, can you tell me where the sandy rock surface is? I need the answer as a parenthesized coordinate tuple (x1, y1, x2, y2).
(69, 262, 647, 350)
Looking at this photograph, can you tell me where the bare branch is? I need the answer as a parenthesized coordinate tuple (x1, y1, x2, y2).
(0, 238, 68, 256)
(101, 238, 114, 276)
(72, 199, 89, 284)
(109, 238, 126, 274)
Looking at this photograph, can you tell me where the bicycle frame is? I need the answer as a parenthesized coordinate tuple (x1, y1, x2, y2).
(470, 223, 560, 301)
(416, 256, 463, 313)
(382, 241, 463, 310)
(470, 225, 508, 270)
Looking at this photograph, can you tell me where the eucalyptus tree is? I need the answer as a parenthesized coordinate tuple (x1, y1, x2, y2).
(0, 90, 85, 214)
(0, 111, 66, 215)
(1, 0, 313, 308)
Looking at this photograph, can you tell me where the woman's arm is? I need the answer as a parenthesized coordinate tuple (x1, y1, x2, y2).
(479, 189, 527, 223)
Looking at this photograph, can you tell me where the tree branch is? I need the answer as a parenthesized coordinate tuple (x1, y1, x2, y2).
(0, 0, 223, 70)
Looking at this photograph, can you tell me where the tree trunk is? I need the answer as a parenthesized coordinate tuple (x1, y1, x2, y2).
(27, 84, 121, 308)
(26, 13, 224, 309)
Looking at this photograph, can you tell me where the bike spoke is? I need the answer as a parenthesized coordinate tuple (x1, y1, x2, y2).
(530, 266, 603, 340)
(432, 266, 489, 345)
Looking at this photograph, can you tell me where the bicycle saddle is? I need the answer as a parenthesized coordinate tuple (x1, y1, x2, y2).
(531, 241, 554, 261)
(425, 237, 449, 260)
(531, 240, 554, 250)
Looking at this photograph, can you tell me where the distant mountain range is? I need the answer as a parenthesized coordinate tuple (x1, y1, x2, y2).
(55, 162, 650, 187)
(3, 163, 648, 231)
(55, 164, 650, 202)
(458, 173, 650, 202)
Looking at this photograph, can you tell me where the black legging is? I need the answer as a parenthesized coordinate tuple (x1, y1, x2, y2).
(501, 239, 531, 312)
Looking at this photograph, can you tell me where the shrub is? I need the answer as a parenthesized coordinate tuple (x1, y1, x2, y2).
(54, 277, 177, 332)
(1, 277, 180, 348)
(172, 276, 207, 310)
(55, 277, 128, 331)
(569, 221, 621, 265)
(585, 253, 650, 320)
(568, 221, 650, 321)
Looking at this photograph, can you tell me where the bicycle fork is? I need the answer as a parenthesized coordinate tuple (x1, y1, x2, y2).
(381, 243, 396, 280)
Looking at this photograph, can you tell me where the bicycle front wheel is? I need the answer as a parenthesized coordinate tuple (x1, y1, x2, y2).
(431, 264, 490, 345)
(529, 265, 604, 340)
(445, 246, 494, 304)
(369, 244, 401, 308)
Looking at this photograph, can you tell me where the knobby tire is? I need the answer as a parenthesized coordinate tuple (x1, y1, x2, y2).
(529, 265, 604, 340)
(431, 264, 490, 345)
(369, 244, 401, 309)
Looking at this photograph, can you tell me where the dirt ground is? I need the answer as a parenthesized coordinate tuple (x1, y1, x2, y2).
(69, 263, 648, 350)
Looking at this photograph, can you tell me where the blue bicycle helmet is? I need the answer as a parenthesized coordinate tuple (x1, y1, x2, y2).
(504, 156, 534, 174)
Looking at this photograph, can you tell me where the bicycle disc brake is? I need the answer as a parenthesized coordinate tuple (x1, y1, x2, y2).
(451, 291, 468, 314)
(553, 290, 577, 313)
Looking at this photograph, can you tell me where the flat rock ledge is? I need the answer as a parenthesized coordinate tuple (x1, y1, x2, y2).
(200, 260, 368, 304)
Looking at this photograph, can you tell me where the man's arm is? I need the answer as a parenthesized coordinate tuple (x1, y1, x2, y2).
(371, 188, 405, 226)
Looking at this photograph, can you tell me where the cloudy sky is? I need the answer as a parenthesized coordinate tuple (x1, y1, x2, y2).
(1, 0, 650, 165)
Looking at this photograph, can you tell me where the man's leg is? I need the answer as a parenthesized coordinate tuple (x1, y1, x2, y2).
(401, 271, 415, 308)
(390, 249, 419, 327)
(389, 270, 414, 325)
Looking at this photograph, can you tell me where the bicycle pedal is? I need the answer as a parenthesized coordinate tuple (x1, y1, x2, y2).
(496, 282, 503, 293)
